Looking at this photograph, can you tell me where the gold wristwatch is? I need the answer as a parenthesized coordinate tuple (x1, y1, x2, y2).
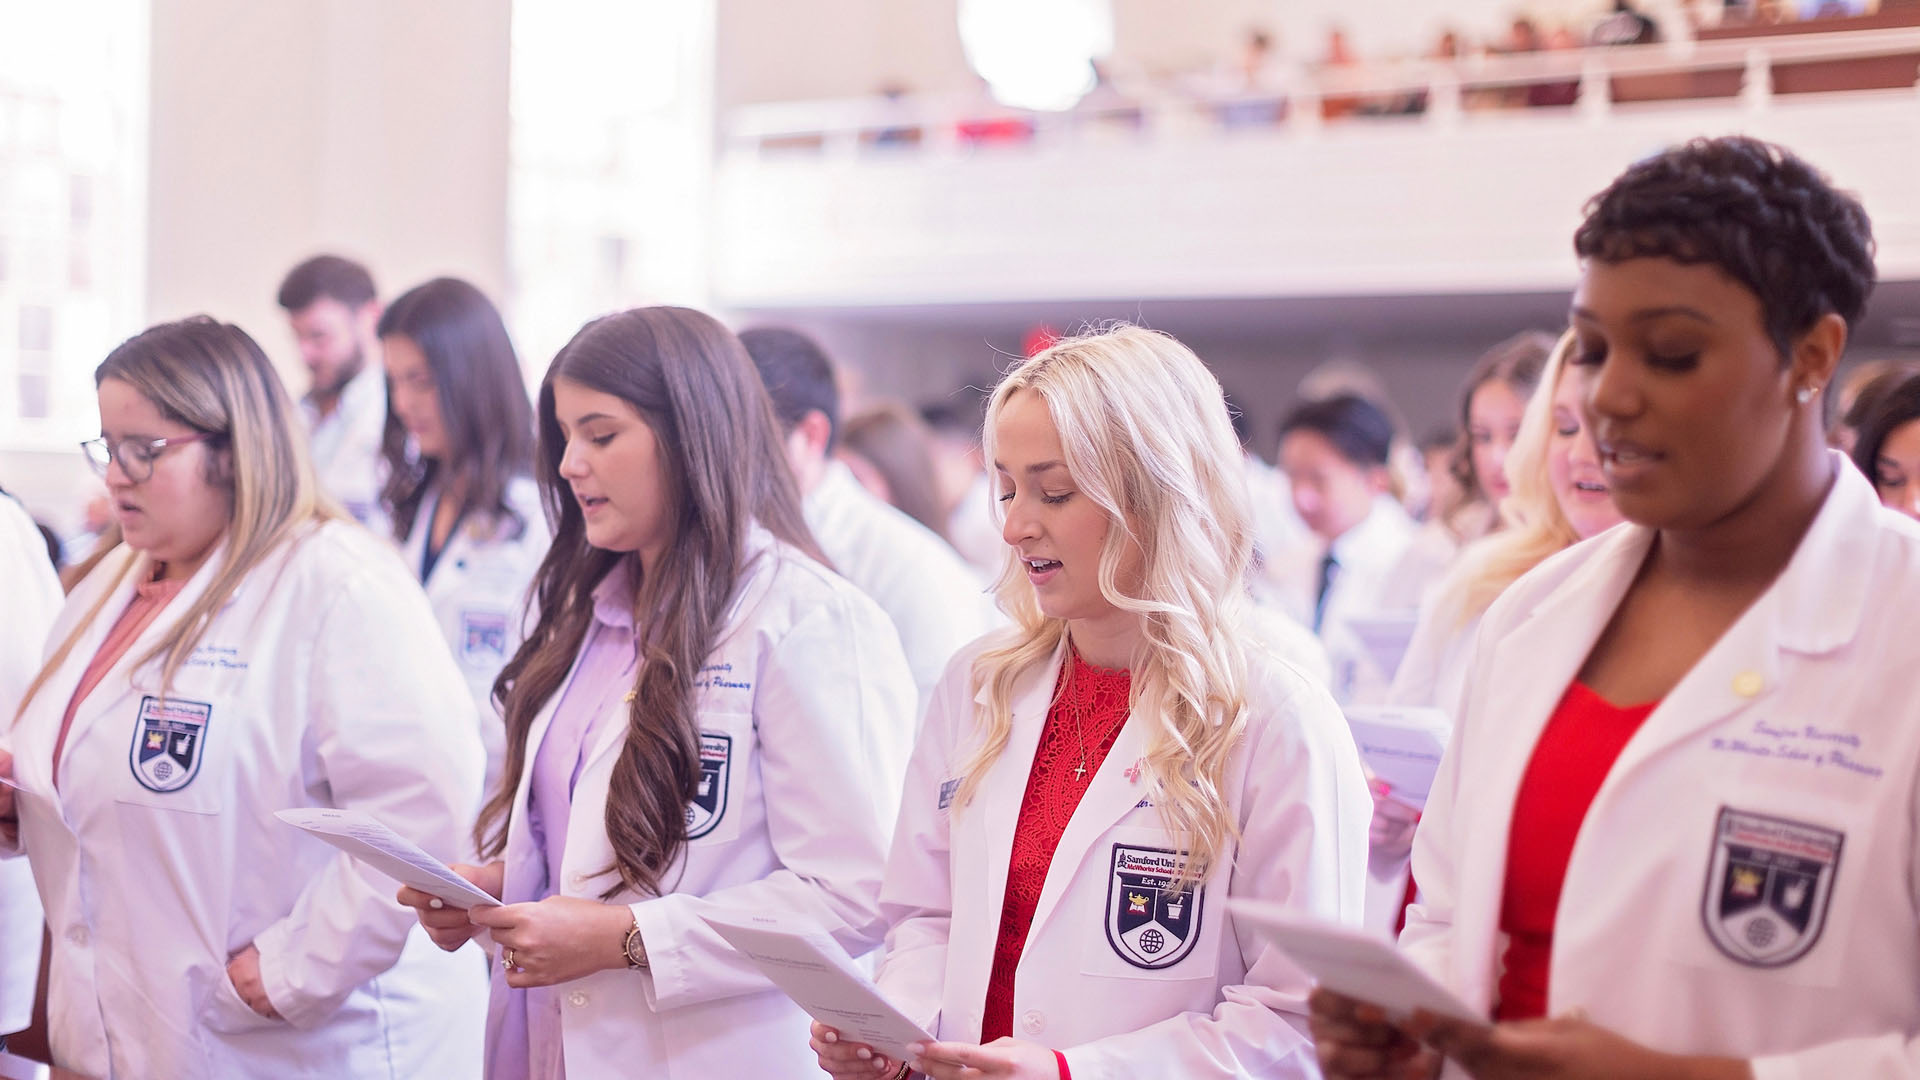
(623, 916, 649, 970)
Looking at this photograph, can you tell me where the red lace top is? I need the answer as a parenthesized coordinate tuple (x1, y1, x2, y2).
(981, 649, 1133, 1044)
(1496, 681, 1658, 1021)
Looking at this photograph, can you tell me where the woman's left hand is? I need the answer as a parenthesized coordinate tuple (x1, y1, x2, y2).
(226, 944, 283, 1019)
(467, 895, 635, 988)
(1409, 1012, 1751, 1080)
(910, 1037, 1060, 1079)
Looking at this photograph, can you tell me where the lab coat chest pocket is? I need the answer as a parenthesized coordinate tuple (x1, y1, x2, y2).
(1078, 824, 1223, 982)
(686, 711, 751, 848)
(1677, 785, 1869, 990)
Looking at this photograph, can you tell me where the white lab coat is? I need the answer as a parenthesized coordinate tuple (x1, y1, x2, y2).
(1245, 451, 1313, 582)
(0, 493, 60, 1035)
(947, 470, 1005, 587)
(1243, 600, 1334, 690)
(483, 529, 916, 1080)
(1354, 602, 1478, 934)
(1264, 497, 1418, 703)
(1377, 518, 1460, 617)
(400, 475, 549, 791)
(1404, 457, 1920, 1078)
(3, 522, 487, 1079)
(807, 461, 997, 720)
(1387, 604, 1477, 717)
(878, 635, 1372, 1078)
(303, 362, 389, 532)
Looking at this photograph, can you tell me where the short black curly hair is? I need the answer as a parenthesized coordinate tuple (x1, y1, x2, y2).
(1574, 135, 1876, 363)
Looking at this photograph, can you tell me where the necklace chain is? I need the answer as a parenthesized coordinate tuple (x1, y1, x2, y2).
(1067, 660, 1129, 781)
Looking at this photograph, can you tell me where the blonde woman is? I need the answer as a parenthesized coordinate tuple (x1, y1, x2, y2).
(1361, 331, 1625, 934)
(1389, 331, 1626, 714)
(810, 325, 1370, 1080)
(0, 318, 486, 1078)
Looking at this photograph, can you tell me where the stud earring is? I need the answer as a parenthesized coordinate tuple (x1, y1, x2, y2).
(1795, 386, 1817, 405)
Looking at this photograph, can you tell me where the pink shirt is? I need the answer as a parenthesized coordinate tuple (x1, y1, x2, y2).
(501, 562, 639, 1080)
(53, 566, 186, 787)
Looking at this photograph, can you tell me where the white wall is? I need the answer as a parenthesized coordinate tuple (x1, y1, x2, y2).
(4, 0, 513, 529)
(146, 0, 511, 361)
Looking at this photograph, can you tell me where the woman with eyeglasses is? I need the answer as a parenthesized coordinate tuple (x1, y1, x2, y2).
(0, 317, 488, 1078)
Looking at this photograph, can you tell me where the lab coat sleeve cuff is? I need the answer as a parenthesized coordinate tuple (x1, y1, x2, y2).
(629, 896, 677, 1009)
(252, 921, 327, 1030)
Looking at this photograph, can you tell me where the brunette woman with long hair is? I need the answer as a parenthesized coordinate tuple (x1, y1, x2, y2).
(401, 306, 916, 1080)
(378, 276, 545, 786)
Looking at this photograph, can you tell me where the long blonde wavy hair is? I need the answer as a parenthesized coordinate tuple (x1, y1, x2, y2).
(954, 325, 1252, 891)
(1425, 329, 1582, 631)
(18, 318, 340, 717)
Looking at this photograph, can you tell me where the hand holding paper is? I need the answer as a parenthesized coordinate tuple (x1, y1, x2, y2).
(701, 908, 932, 1063)
(276, 807, 499, 909)
(1344, 705, 1451, 811)
(1230, 899, 1482, 1025)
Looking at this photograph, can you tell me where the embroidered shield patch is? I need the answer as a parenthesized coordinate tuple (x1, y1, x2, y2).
(685, 732, 732, 839)
(129, 695, 212, 793)
(1105, 844, 1204, 970)
(1702, 807, 1843, 967)
(459, 611, 509, 665)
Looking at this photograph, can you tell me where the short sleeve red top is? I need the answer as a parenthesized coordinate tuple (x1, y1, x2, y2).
(1496, 681, 1658, 1021)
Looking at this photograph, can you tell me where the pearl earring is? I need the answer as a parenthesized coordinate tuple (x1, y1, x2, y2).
(1795, 386, 1816, 405)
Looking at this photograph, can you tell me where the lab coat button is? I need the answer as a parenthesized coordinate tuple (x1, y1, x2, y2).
(1733, 671, 1764, 698)
(1021, 1010, 1044, 1034)
(568, 991, 589, 1008)
(67, 927, 88, 947)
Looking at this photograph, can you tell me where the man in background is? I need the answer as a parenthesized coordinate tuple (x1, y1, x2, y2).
(277, 254, 387, 530)
(744, 327, 997, 715)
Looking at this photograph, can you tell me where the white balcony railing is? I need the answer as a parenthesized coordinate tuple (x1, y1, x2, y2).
(711, 29, 1920, 311)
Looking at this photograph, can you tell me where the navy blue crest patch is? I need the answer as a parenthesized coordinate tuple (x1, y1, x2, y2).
(938, 778, 960, 811)
(685, 732, 732, 838)
(1106, 844, 1204, 970)
(1702, 806, 1843, 967)
(129, 695, 211, 793)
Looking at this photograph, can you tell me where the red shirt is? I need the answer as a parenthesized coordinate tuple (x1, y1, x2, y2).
(1496, 681, 1658, 1021)
(981, 650, 1132, 1044)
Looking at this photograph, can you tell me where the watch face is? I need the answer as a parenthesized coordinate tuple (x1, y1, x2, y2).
(625, 927, 648, 968)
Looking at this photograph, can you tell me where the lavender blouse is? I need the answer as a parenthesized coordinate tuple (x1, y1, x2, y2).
(498, 563, 639, 1080)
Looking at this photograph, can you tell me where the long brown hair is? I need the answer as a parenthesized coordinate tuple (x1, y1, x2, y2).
(476, 307, 822, 898)
(377, 277, 536, 545)
(1439, 330, 1552, 532)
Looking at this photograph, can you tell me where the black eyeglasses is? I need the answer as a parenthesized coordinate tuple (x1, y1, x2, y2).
(80, 432, 221, 484)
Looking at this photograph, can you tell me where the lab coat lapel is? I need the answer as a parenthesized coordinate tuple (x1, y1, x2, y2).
(1022, 709, 1152, 948)
(58, 542, 230, 791)
(1467, 527, 1648, 829)
(1440, 525, 1646, 1005)
(975, 639, 1066, 940)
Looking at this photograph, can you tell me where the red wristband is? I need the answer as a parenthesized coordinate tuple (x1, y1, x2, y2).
(1053, 1048, 1071, 1080)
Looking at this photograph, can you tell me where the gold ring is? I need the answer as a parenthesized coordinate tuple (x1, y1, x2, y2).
(501, 947, 516, 970)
